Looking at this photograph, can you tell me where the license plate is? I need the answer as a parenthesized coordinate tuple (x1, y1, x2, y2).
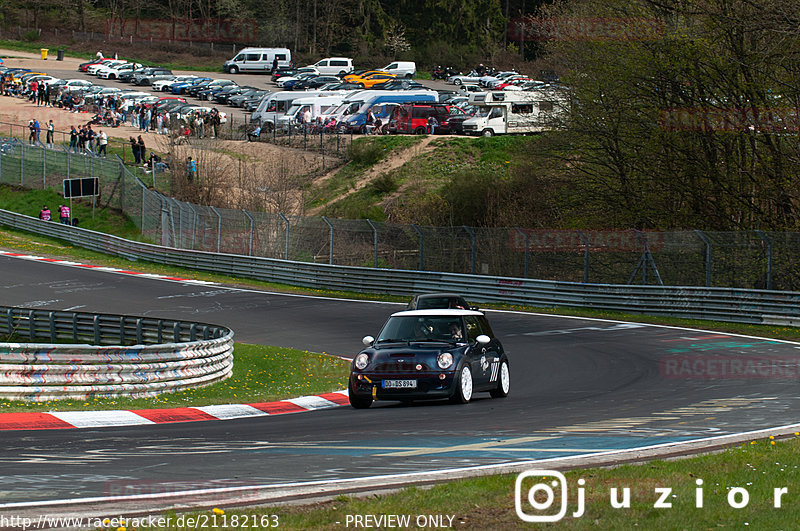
(382, 379, 417, 389)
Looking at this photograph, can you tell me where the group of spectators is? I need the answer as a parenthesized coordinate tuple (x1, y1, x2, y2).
(66, 124, 108, 156)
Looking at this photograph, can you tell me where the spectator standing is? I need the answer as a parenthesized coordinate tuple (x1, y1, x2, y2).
(97, 129, 108, 156)
(96, 50, 103, 60)
(39, 205, 51, 221)
(427, 114, 438, 135)
(302, 107, 312, 133)
(186, 156, 196, 183)
(28, 120, 35, 144)
(46, 120, 54, 149)
(33, 119, 41, 145)
(137, 136, 146, 165)
(86, 125, 96, 152)
(272, 56, 279, 74)
(78, 126, 87, 153)
(69, 125, 78, 152)
(212, 109, 221, 139)
(58, 204, 70, 224)
(130, 136, 140, 164)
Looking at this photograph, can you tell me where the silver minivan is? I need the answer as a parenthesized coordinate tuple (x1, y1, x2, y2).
(224, 48, 292, 74)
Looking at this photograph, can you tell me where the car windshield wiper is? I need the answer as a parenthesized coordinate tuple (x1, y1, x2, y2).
(377, 338, 407, 344)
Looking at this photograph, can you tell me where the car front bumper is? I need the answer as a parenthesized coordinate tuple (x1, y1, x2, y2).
(349, 372, 456, 400)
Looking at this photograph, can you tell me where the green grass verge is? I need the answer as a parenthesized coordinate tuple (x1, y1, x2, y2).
(124, 434, 800, 529)
(0, 39, 222, 72)
(0, 343, 349, 413)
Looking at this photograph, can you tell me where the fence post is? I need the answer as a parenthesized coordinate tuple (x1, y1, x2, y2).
(67, 149, 70, 179)
(462, 226, 477, 275)
(278, 212, 290, 260)
(694, 230, 712, 287)
(412, 224, 424, 271)
(188, 203, 198, 250)
(755, 230, 773, 290)
(576, 230, 590, 283)
(243, 209, 255, 256)
(28, 310, 35, 341)
(42, 148, 46, 188)
(20, 143, 23, 185)
(211, 206, 222, 253)
(366, 219, 379, 268)
(514, 227, 530, 278)
(322, 216, 334, 264)
(141, 186, 146, 236)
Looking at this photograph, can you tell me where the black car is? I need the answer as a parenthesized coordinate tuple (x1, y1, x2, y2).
(292, 76, 342, 90)
(373, 79, 425, 91)
(406, 293, 477, 311)
(118, 67, 147, 83)
(348, 309, 509, 408)
(186, 80, 213, 97)
(271, 67, 298, 83)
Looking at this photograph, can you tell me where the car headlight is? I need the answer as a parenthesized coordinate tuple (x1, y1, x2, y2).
(437, 352, 454, 369)
(354, 353, 370, 370)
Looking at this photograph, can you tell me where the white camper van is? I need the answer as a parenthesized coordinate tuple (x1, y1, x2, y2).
(461, 90, 564, 136)
(278, 95, 348, 130)
(223, 48, 292, 74)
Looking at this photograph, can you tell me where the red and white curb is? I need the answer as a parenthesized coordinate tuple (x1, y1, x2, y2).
(0, 251, 218, 285)
(0, 390, 349, 431)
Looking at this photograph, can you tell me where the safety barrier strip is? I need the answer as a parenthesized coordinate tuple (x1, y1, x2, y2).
(0, 390, 349, 430)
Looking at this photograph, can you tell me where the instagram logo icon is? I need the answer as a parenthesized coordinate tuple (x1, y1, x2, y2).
(515, 470, 585, 522)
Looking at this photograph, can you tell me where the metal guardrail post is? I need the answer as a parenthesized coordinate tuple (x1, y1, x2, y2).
(278, 213, 290, 260)
(49, 312, 56, 343)
(66, 149, 70, 179)
(463, 226, 477, 275)
(243, 209, 255, 256)
(322, 216, 334, 265)
(28, 310, 35, 341)
(119, 316, 125, 344)
(173, 322, 181, 343)
(136, 319, 143, 344)
(694, 230, 712, 287)
(412, 224, 424, 271)
(366, 219, 379, 268)
(514, 227, 530, 278)
(576, 230, 590, 283)
(211, 206, 222, 253)
(72, 314, 78, 342)
(94, 315, 101, 344)
(755, 230, 773, 290)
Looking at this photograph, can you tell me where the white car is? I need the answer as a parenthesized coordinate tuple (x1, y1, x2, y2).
(88, 60, 127, 75)
(479, 71, 519, 87)
(62, 79, 94, 92)
(153, 75, 196, 92)
(97, 63, 140, 80)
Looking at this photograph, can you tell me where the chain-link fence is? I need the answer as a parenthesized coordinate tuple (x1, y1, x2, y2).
(2, 137, 798, 291)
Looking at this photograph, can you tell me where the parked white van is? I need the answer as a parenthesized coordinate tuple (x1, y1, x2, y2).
(307, 57, 353, 76)
(278, 95, 348, 130)
(382, 61, 416, 78)
(223, 48, 292, 74)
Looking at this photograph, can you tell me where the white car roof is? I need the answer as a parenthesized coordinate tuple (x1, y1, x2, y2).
(391, 309, 483, 317)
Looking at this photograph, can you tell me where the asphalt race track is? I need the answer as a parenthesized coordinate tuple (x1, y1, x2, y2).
(1, 254, 799, 505)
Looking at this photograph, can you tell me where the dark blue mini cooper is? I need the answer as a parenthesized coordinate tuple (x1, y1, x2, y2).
(348, 309, 510, 408)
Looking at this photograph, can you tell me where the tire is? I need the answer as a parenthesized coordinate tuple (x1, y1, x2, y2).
(482, 129, 494, 137)
(358, 83, 366, 89)
(405, 73, 413, 79)
(414, 127, 426, 135)
(349, 381, 373, 409)
(229, 65, 239, 74)
(450, 365, 473, 404)
(454, 79, 462, 86)
(490, 360, 510, 398)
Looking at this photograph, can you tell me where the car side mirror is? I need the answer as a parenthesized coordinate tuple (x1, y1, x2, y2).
(362, 335, 374, 346)
(476, 335, 491, 345)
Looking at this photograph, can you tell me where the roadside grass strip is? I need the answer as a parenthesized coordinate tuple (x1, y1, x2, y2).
(116, 434, 800, 529)
(0, 343, 351, 418)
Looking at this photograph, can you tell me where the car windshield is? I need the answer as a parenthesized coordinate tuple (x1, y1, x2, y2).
(377, 316, 464, 343)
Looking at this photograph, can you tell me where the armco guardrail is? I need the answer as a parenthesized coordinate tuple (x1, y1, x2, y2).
(2, 209, 800, 326)
(0, 304, 233, 401)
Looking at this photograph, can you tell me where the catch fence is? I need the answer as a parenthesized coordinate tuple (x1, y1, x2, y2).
(0, 137, 796, 290)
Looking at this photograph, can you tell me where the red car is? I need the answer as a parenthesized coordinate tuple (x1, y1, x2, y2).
(78, 58, 115, 72)
(388, 104, 468, 135)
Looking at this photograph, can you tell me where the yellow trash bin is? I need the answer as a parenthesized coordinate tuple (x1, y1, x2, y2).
(40, 48, 48, 60)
